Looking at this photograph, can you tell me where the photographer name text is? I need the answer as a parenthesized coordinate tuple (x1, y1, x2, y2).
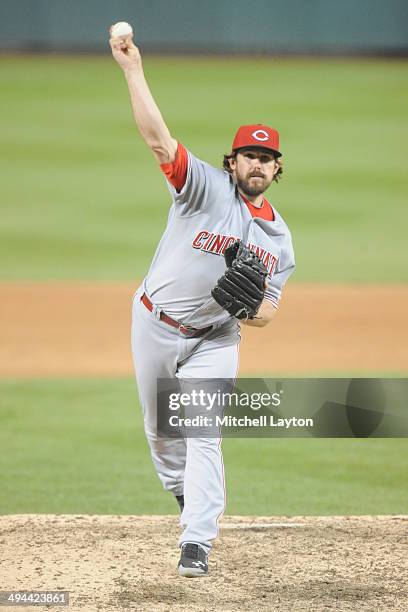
(168, 415, 313, 429)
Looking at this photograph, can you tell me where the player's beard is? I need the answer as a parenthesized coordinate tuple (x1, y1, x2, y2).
(236, 172, 272, 198)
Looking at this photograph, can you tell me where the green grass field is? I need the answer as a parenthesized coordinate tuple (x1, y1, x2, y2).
(1, 56, 408, 281)
(1, 378, 407, 516)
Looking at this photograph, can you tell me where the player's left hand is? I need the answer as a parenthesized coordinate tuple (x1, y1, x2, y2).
(211, 242, 268, 320)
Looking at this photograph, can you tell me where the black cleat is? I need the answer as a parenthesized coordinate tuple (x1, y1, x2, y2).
(176, 494, 184, 513)
(178, 543, 208, 577)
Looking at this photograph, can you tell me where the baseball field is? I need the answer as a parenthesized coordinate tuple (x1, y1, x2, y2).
(1, 55, 408, 611)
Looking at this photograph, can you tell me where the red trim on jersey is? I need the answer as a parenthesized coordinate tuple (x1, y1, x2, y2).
(160, 142, 188, 192)
(264, 295, 279, 309)
(241, 195, 275, 221)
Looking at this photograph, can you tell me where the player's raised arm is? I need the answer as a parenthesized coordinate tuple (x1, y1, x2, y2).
(109, 24, 177, 164)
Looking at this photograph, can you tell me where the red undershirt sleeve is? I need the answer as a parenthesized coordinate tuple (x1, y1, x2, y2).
(160, 142, 189, 193)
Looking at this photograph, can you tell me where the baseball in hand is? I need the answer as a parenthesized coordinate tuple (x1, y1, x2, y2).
(110, 21, 133, 38)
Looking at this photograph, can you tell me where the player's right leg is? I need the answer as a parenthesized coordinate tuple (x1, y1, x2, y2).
(131, 289, 186, 498)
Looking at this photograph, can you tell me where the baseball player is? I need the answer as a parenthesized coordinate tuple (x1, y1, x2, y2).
(110, 30, 295, 577)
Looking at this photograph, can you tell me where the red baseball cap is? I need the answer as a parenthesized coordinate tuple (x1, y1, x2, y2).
(232, 124, 282, 157)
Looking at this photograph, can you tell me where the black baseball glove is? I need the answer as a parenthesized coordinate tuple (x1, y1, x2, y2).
(211, 241, 268, 320)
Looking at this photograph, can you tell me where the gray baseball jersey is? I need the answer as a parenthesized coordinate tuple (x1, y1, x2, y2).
(144, 147, 295, 328)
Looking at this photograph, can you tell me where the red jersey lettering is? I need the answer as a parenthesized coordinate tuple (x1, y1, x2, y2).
(192, 231, 209, 249)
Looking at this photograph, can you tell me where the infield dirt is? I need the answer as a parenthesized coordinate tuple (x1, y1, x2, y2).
(1, 282, 408, 377)
(1, 514, 407, 612)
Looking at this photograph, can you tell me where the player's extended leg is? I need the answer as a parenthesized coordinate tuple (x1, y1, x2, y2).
(131, 292, 187, 497)
(177, 338, 239, 555)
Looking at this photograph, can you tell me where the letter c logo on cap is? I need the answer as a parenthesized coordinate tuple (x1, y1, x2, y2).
(252, 129, 269, 142)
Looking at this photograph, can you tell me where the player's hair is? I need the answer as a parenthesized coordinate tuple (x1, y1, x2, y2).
(223, 151, 283, 183)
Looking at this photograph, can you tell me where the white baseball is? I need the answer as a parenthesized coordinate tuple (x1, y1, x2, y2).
(111, 22, 133, 38)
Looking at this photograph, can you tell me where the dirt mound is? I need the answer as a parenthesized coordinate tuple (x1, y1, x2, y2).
(1, 282, 408, 377)
(1, 514, 407, 611)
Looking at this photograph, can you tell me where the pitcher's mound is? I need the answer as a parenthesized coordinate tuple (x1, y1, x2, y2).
(1, 514, 407, 611)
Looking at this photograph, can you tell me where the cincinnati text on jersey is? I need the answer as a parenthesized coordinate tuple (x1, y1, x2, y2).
(192, 231, 278, 276)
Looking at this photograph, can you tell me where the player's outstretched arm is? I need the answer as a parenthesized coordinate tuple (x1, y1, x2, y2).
(109, 29, 177, 164)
